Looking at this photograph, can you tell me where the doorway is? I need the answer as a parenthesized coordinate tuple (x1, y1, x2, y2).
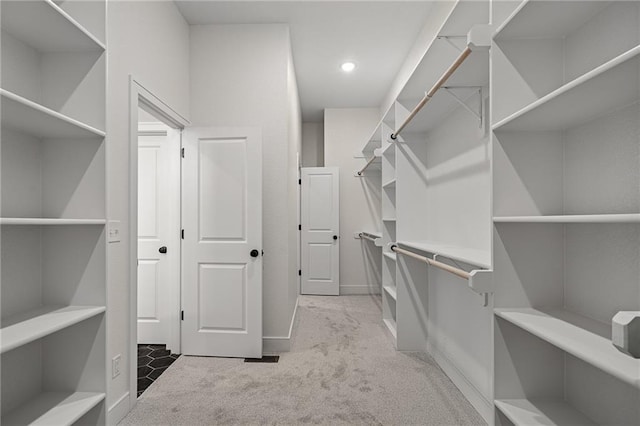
(128, 78, 189, 408)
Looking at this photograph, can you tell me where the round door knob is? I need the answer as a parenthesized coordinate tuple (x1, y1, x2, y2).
(159, 246, 167, 254)
(250, 249, 260, 258)
(333, 235, 338, 240)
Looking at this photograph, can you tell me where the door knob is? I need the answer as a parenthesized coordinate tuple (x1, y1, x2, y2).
(159, 246, 167, 254)
(333, 235, 338, 240)
(250, 249, 260, 258)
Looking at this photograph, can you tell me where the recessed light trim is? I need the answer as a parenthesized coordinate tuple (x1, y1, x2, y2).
(341, 62, 356, 73)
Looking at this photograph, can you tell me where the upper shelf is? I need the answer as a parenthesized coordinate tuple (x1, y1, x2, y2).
(398, 240, 491, 270)
(0, 218, 107, 226)
(493, 46, 640, 132)
(495, 0, 609, 40)
(493, 214, 640, 224)
(1, 0, 105, 53)
(495, 308, 640, 389)
(1, 90, 106, 139)
(0, 305, 106, 354)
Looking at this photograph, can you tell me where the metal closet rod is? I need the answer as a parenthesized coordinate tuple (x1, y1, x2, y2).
(391, 245, 471, 280)
(391, 46, 472, 141)
(356, 155, 378, 176)
(359, 232, 378, 242)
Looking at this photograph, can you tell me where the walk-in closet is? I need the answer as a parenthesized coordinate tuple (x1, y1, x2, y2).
(0, 0, 638, 425)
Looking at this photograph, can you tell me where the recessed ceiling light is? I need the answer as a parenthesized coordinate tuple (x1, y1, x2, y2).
(341, 62, 356, 73)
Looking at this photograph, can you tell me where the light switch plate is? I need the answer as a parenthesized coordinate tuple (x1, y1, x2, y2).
(108, 220, 121, 243)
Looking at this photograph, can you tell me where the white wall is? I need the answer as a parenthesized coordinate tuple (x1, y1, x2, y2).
(324, 108, 382, 295)
(190, 24, 300, 351)
(107, 1, 190, 422)
(301, 122, 324, 167)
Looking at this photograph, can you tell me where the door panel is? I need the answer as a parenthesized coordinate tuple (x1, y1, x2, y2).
(182, 127, 262, 358)
(137, 124, 180, 348)
(301, 167, 340, 295)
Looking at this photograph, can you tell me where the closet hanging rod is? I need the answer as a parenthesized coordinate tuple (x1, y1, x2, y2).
(391, 245, 470, 280)
(356, 155, 378, 176)
(359, 232, 377, 242)
(390, 47, 471, 141)
(390, 24, 491, 141)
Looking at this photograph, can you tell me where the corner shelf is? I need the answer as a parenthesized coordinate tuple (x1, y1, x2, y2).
(495, 308, 640, 389)
(383, 285, 397, 300)
(493, 46, 640, 132)
(1, 90, 106, 139)
(398, 240, 491, 269)
(495, 399, 596, 426)
(0, 305, 106, 354)
(1, 392, 105, 426)
(0, 0, 105, 52)
(0, 218, 106, 226)
(493, 214, 640, 224)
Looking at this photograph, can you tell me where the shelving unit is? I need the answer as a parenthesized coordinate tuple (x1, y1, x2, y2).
(492, 1, 640, 425)
(1, 0, 107, 423)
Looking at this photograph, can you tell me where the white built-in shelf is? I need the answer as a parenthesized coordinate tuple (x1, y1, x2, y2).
(493, 46, 640, 132)
(495, 308, 640, 389)
(1, 392, 105, 426)
(1, 90, 106, 139)
(494, 399, 596, 426)
(382, 179, 396, 189)
(0, 305, 106, 354)
(495, 0, 609, 41)
(493, 214, 640, 224)
(0, 0, 105, 52)
(398, 240, 491, 269)
(0, 218, 106, 226)
(383, 285, 397, 300)
(383, 318, 397, 339)
(383, 251, 397, 262)
(382, 218, 396, 222)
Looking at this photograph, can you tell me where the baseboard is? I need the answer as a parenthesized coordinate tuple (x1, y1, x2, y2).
(339, 285, 381, 295)
(107, 391, 130, 426)
(263, 297, 299, 354)
(428, 343, 493, 424)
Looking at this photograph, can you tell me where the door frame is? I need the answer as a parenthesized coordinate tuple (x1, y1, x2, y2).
(128, 76, 189, 410)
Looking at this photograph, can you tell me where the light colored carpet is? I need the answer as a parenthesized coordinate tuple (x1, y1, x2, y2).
(120, 295, 485, 425)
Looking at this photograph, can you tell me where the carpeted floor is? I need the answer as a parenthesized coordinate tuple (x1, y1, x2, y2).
(120, 295, 485, 425)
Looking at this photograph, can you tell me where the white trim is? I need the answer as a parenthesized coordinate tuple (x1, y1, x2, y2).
(263, 297, 299, 354)
(427, 342, 493, 425)
(339, 285, 382, 295)
(128, 76, 190, 413)
(107, 392, 130, 426)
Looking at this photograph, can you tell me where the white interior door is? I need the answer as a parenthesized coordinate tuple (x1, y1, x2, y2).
(182, 127, 262, 358)
(301, 167, 340, 295)
(137, 123, 181, 349)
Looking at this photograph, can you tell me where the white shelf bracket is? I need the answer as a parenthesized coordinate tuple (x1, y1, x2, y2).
(467, 24, 492, 51)
(437, 35, 466, 53)
(442, 86, 484, 126)
(468, 269, 493, 307)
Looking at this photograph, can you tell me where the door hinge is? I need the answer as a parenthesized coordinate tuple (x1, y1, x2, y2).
(298, 224, 301, 231)
(181, 229, 184, 239)
(181, 310, 184, 321)
(298, 270, 301, 276)
(298, 179, 301, 185)
(181, 147, 184, 158)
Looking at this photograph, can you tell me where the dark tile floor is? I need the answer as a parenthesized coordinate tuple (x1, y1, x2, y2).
(137, 344, 180, 397)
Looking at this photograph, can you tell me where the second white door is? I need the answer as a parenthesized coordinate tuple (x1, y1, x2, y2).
(137, 123, 181, 350)
(301, 167, 340, 295)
